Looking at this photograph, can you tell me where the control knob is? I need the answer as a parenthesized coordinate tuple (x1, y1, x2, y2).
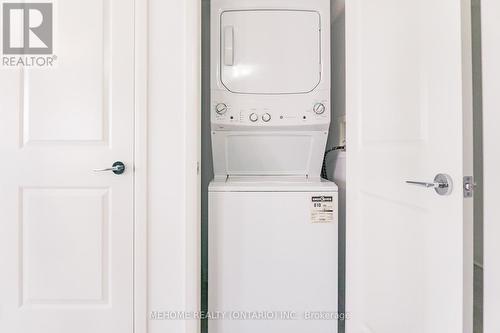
(215, 103, 228, 115)
(249, 113, 259, 122)
(313, 103, 326, 115)
(262, 113, 271, 122)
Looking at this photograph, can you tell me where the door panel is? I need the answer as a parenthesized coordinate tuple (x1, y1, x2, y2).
(21, 188, 109, 305)
(220, 10, 321, 94)
(346, 1, 473, 332)
(0, 0, 135, 332)
(25, 0, 109, 144)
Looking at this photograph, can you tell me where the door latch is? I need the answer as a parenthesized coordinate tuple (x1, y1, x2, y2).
(463, 176, 475, 198)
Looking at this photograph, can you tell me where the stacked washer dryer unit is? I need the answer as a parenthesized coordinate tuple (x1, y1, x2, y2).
(209, 0, 338, 332)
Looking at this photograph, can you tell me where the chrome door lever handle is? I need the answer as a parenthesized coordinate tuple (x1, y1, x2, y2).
(406, 173, 453, 196)
(405, 181, 448, 189)
(93, 161, 126, 175)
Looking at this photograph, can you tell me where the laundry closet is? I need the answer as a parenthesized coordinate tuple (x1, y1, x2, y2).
(200, 0, 477, 332)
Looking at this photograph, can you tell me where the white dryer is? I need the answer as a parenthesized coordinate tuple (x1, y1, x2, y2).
(210, 0, 331, 179)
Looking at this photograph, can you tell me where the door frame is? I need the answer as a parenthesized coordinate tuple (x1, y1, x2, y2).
(133, 0, 202, 332)
(184, 1, 202, 333)
(134, 0, 148, 332)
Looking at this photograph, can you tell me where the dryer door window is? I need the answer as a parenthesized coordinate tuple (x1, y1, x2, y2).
(220, 10, 321, 95)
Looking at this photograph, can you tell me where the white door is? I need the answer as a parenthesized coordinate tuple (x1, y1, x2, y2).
(0, 0, 135, 332)
(481, 1, 500, 332)
(346, 1, 473, 332)
(220, 10, 321, 94)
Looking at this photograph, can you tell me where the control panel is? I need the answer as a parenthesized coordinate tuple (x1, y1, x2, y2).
(212, 100, 330, 129)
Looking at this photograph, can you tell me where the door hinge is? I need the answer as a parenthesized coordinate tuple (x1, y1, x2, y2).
(197, 162, 200, 175)
(463, 176, 475, 198)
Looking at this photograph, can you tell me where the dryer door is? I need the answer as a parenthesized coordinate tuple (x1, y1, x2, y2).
(220, 10, 321, 94)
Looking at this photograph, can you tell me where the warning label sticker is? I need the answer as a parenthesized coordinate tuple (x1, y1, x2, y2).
(311, 196, 334, 223)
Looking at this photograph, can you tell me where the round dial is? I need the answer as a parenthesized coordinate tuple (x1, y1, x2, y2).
(313, 103, 326, 115)
(215, 103, 227, 115)
(249, 113, 259, 122)
(262, 113, 271, 122)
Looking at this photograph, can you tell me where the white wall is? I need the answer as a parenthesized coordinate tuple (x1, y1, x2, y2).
(471, 0, 483, 268)
(148, 0, 200, 332)
(201, 1, 213, 332)
(327, 0, 346, 150)
(326, 1, 345, 332)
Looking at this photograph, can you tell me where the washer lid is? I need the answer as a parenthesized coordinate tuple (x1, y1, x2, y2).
(209, 176, 338, 192)
(220, 10, 322, 95)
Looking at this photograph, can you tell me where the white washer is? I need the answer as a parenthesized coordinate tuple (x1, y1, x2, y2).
(209, 177, 338, 333)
